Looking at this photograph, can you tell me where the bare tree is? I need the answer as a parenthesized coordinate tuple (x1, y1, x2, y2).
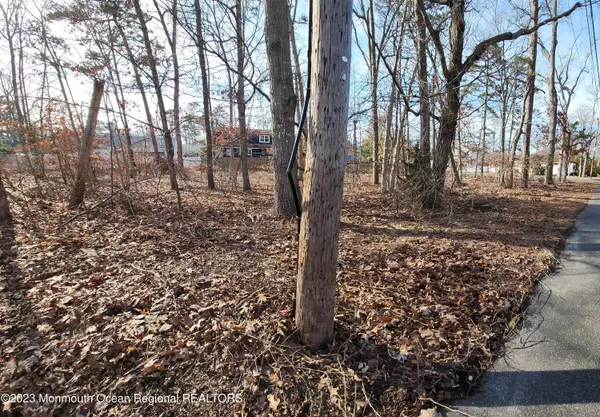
(133, 0, 182, 207)
(193, 0, 215, 189)
(414, 0, 430, 162)
(478, 61, 490, 177)
(543, 0, 559, 184)
(413, 0, 580, 206)
(68, 79, 105, 208)
(153, 0, 184, 168)
(0, 0, 38, 177)
(235, 0, 251, 192)
(522, 0, 539, 188)
(113, 16, 162, 164)
(556, 51, 588, 182)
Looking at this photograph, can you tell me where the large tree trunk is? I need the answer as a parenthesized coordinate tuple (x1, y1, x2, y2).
(236, 0, 251, 192)
(431, 77, 460, 207)
(68, 79, 105, 208)
(194, 0, 215, 189)
(522, 0, 538, 188)
(545, 0, 558, 185)
(295, 0, 352, 349)
(265, 0, 297, 217)
(133, 0, 181, 207)
(426, 0, 465, 208)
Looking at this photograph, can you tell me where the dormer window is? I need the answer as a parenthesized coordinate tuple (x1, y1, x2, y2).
(259, 134, 271, 144)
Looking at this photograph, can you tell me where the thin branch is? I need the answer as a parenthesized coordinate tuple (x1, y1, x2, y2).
(463, 2, 582, 73)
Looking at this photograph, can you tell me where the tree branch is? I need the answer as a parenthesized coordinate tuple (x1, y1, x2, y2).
(462, 2, 581, 73)
(416, 0, 449, 77)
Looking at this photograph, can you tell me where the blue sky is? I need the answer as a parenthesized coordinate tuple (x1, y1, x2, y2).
(2, 0, 600, 151)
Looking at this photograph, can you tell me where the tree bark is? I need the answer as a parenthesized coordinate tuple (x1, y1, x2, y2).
(421, 0, 465, 207)
(368, 0, 380, 185)
(194, 0, 215, 189)
(522, 0, 538, 188)
(296, 0, 352, 349)
(68, 79, 105, 208)
(381, 83, 396, 192)
(415, 0, 430, 161)
(558, 144, 565, 183)
(353, 119, 358, 166)
(289, 10, 305, 122)
(236, 0, 251, 192)
(479, 71, 489, 176)
(172, 1, 183, 168)
(457, 114, 463, 180)
(289, 6, 308, 173)
(431, 76, 460, 206)
(500, 79, 516, 185)
(265, 0, 297, 217)
(591, 135, 598, 176)
(523, 0, 539, 188)
(545, 0, 558, 185)
(390, 97, 406, 191)
(507, 88, 529, 188)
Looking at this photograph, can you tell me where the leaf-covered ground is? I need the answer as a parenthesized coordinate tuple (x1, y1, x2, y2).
(0, 171, 596, 416)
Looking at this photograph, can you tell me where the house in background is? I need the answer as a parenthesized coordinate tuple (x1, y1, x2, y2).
(213, 128, 272, 158)
(486, 150, 578, 176)
(552, 161, 577, 176)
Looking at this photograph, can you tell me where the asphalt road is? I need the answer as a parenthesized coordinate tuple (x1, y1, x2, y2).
(443, 187, 600, 417)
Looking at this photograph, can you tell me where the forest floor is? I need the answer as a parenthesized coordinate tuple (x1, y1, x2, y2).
(0, 169, 596, 417)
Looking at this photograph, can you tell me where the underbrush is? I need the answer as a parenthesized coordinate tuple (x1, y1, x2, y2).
(0, 170, 596, 416)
